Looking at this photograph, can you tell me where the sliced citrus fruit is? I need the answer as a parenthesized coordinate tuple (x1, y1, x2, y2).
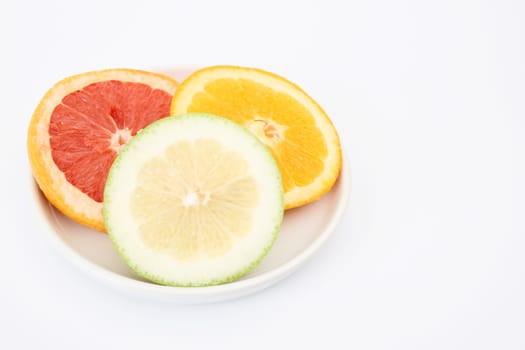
(27, 68, 178, 232)
(170, 65, 342, 209)
(103, 113, 284, 286)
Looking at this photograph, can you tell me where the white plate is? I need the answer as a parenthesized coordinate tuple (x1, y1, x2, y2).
(30, 67, 351, 304)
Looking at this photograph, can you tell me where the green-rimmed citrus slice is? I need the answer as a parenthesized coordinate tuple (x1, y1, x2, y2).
(103, 113, 284, 286)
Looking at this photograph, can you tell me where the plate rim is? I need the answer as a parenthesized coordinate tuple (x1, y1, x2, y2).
(31, 152, 350, 303)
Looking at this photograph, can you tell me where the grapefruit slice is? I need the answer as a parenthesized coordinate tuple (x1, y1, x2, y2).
(170, 65, 342, 209)
(27, 69, 179, 232)
(103, 113, 284, 286)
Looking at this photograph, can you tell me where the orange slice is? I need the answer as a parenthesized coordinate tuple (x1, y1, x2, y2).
(27, 68, 179, 232)
(170, 66, 342, 209)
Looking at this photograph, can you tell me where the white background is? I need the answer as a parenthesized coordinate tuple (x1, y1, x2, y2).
(3, 0, 524, 348)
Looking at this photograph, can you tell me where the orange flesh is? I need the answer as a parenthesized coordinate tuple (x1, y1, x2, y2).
(49, 80, 172, 202)
(186, 78, 327, 192)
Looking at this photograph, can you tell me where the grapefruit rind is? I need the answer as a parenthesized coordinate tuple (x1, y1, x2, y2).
(103, 113, 284, 287)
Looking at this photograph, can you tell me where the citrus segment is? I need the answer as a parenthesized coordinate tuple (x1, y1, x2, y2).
(103, 113, 283, 286)
(170, 66, 342, 209)
(27, 69, 178, 231)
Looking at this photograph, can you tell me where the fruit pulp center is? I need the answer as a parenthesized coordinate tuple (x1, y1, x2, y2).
(109, 128, 132, 152)
(245, 118, 285, 147)
(182, 191, 210, 206)
(130, 139, 260, 261)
